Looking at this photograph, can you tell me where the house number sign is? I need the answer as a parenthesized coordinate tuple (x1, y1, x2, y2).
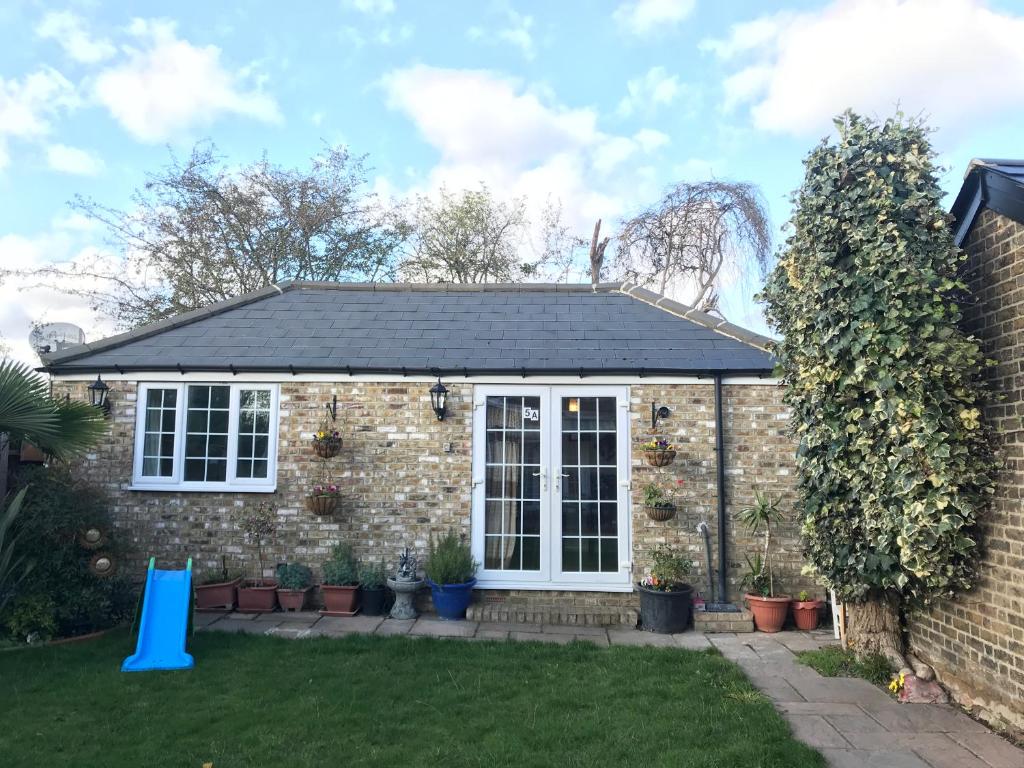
(522, 406, 539, 422)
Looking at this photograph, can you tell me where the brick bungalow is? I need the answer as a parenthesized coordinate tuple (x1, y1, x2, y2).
(40, 282, 816, 627)
(908, 160, 1024, 733)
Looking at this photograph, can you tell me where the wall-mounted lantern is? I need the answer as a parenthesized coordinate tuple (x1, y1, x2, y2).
(429, 377, 449, 421)
(651, 401, 670, 430)
(88, 374, 111, 417)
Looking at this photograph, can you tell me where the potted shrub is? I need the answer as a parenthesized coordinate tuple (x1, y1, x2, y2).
(276, 563, 313, 612)
(359, 561, 388, 616)
(424, 529, 478, 620)
(641, 438, 676, 467)
(312, 426, 342, 459)
(306, 483, 340, 516)
(642, 483, 677, 522)
(791, 590, 824, 631)
(236, 501, 278, 613)
(637, 544, 695, 633)
(320, 543, 360, 615)
(739, 491, 790, 632)
(194, 556, 242, 611)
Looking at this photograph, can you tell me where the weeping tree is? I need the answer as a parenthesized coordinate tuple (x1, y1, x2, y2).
(759, 112, 997, 666)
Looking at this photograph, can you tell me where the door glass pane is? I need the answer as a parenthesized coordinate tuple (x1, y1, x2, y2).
(560, 395, 619, 576)
(483, 395, 541, 572)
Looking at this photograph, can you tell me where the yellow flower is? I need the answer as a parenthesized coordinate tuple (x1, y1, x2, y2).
(317, 431, 326, 439)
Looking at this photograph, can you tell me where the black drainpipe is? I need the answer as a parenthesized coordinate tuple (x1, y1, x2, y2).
(713, 373, 728, 604)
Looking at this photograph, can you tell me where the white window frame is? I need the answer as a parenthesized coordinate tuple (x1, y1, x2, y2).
(131, 382, 279, 492)
(471, 385, 632, 592)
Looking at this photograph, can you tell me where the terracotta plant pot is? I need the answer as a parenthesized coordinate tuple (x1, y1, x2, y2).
(320, 584, 360, 616)
(313, 438, 342, 459)
(791, 599, 823, 631)
(306, 495, 338, 516)
(645, 502, 676, 522)
(195, 577, 241, 611)
(644, 449, 676, 468)
(277, 586, 312, 612)
(746, 593, 791, 633)
(237, 579, 278, 613)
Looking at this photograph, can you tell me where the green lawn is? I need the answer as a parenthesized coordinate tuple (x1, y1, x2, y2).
(1, 630, 824, 768)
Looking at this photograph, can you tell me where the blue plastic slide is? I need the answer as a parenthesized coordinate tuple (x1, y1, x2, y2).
(121, 557, 195, 672)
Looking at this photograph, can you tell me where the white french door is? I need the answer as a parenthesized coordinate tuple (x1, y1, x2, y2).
(471, 386, 632, 591)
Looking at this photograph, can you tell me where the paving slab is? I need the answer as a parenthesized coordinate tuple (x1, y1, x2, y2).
(374, 619, 414, 636)
(193, 612, 224, 628)
(224, 612, 258, 621)
(821, 748, 932, 768)
(409, 619, 478, 638)
(824, 712, 891, 734)
(314, 616, 384, 635)
(673, 633, 713, 650)
(843, 732, 992, 768)
(473, 630, 510, 641)
(607, 629, 677, 647)
(777, 702, 865, 716)
(270, 611, 321, 624)
(949, 732, 1024, 768)
(265, 626, 309, 639)
(512, 631, 575, 645)
(860, 698, 989, 734)
(206, 619, 277, 634)
(475, 621, 540, 634)
(549, 625, 608, 637)
(783, 714, 851, 749)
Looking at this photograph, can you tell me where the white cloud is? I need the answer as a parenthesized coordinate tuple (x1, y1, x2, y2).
(46, 143, 105, 175)
(94, 18, 280, 142)
(466, 8, 536, 60)
(613, 0, 696, 36)
(617, 66, 680, 117)
(345, 0, 395, 14)
(0, 67, 78, 171)
(380, 65, 669, 242)
(703, 0, 1024, 136)
(36, 11, 116, 63)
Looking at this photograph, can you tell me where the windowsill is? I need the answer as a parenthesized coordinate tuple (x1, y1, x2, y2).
(474, 579, 634, 593)
(123, 484, 277, 494)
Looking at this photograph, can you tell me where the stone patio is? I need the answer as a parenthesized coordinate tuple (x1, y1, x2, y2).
(197, 612, 1023, 768)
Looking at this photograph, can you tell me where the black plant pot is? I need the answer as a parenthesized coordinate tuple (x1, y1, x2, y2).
(637, 583, 694, 633)
(361, 585, 388, 616)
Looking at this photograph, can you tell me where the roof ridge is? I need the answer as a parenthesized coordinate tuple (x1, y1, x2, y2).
(616, 281, 775, 352)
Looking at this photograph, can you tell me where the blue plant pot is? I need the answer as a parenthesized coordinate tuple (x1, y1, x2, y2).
(426, 578, 477, 620)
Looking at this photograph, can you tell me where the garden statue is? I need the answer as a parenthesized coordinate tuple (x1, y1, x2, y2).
(387, 547, 423, 619)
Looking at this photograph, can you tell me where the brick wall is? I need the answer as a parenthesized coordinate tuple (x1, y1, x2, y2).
(53, 378, 811, 612)
(907, 208, 1024, 734)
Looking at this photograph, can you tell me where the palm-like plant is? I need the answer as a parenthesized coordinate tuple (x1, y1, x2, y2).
(0, 488, 32, 615)
(738, 490, 784, 597)
(0, 359, 106, 459)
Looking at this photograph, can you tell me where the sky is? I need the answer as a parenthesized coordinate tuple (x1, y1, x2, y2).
(2, 0, 1024, 366)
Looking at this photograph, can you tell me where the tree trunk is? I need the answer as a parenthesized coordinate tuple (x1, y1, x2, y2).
(846, 591, 906, 669)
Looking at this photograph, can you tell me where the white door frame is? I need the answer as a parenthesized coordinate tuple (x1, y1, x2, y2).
(471, 384, 633, 592)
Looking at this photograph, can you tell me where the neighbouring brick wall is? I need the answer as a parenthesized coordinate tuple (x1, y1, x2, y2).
(907, 208, 1024, 735)
(53, 378, 809, 613)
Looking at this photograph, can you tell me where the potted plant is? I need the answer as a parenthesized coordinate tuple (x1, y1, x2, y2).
(306, 482, 340, 516)
(642, 483, 677, 522)
(236, 501, 278, 613)
(739, 490, 790, 632)
(320, 543, 360, 616)
(194, 556, 242, 611)
(312, 426, 342, 459)
(276, 563, 313, 612)
(359, 561, 388, 616)
(641, 438, 676, 467)
(637, 544, 695, 633)
(791, 590, 824, 631)
(424, 529, 478, 620)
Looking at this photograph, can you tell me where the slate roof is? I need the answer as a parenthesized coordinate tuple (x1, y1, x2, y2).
(951, 158, 1024, 246)
(40, 282, 775, 376)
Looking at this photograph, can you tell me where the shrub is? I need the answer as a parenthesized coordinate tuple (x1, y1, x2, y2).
(5, 593, 57, 642)
(641, 544, 692, 591)
(276, 564, 312, 590)
(322, 544, 359, 586)
(0, 466, 134, 640)
(424, 529, 477, 585)
(359, 561, 386, 589)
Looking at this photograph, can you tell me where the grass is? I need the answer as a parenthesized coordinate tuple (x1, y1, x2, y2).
(0, 629, 825, 768)
(795, 645, 895, 687)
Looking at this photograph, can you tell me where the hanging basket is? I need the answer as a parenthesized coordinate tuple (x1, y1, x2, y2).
(645, 502, 676, 522)
(306, 495, 339, 516)
(644, 449, 676, 468)
(312, 436, 342, 459)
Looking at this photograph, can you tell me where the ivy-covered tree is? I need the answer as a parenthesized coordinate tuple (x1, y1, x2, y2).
(759, 112, 997, 665)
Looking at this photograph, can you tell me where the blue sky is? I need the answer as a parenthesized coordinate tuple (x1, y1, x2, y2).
(2, 0, 1024, 362)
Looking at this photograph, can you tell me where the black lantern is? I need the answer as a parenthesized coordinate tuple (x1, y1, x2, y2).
(429, 377, 448, 421)
(88, 374, 111, 416)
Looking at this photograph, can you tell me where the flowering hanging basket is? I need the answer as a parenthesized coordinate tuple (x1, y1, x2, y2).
(306, 495, 339, 516)
(645, 502, 676, 522)
(312, 436, 342, 459)
(644, 449, 676, 467)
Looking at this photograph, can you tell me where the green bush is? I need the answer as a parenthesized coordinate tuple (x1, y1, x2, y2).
(359, 561, 386, 589)
(0, 466, 134, 640)
(322, 544, 359, 586)
(424, 529, 477, 585)
(276, 564, 312, 590)
(4, 593, 57, 642)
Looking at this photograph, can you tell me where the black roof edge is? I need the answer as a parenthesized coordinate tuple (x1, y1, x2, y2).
(39, 281, 627, 368)
(42, 363, 776, 378)
(951, 159, 1024, 246)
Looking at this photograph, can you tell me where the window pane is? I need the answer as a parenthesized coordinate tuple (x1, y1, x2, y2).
(600, 538, 618, 572)
(251, 459, 268, 479)
(579, 433, 597, 465)
(184, 459, 205, 481)
(238, 435, 253, 458)
(597, 397, 616, 430)
(522, 431, 540, 464)
(210, 386, 230, 409)
(142, 457, 158, 475)
(580, 503, 598, 535)
(236, 459, 252, 478)
(143, 434, 160, 455)
(145, 409, 161, 431)
(579, 398, 597, 431)
(598, 468, 617, 501)
(186, 410, 207, 433)
(140, 387, 176, 478)
(485, 500, 503, 534)
(209, 410, 229, 434)
(598, 433, 616, 464)
(600, 503, 618, 536)
(161, 410, 175, 432)
(522, 500, 540, 535)
(207, 459, 227, 482)
(562, 538, 580, 572)
(185, 434, 205, 457)
(208, 434, 228, 458)
(581, 538, 600, 572)
(239, 410, 255, 433)
(521, 536, 540, 571)
(562, 502, 579, 535)
(254, 412, 269, 433)
(579, 467, 598, 500)
(188, 387, 208, 408)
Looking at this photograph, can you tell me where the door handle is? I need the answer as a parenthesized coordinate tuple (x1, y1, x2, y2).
(555, 472, 569, 492)
(532, 468, 547, 491)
